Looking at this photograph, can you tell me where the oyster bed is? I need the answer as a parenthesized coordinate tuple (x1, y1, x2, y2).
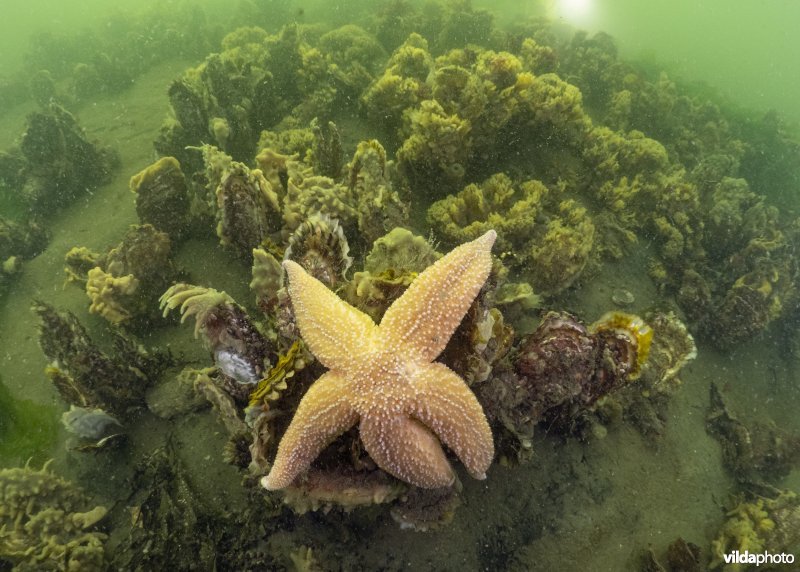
(1, 2, 799, 570)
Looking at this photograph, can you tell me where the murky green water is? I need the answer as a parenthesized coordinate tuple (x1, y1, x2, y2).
(1, 1, 799, 570)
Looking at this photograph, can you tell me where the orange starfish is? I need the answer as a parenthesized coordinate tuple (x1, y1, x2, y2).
(262, 230, 496, 489)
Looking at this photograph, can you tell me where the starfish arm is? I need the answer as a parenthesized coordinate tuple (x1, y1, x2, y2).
(283, 260, 377, 370)
(360, 412, 455, 489)
(409, 362, 494, 480)
(262, 371, 358, 490)
(379, 230, 496, 363)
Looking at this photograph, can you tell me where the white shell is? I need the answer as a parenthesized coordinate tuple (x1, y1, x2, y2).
(61, 405, 123, 440)
(214, 349, 259, 384)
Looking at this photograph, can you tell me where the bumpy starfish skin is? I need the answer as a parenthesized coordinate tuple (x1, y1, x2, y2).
(262, 230, 497, 490)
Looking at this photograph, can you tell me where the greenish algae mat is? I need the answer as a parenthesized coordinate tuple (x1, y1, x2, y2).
(0, 375, 57, 464)
(0, 2, 799, 571)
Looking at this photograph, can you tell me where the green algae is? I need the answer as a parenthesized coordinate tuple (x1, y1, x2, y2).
(0, 376, 58, 466)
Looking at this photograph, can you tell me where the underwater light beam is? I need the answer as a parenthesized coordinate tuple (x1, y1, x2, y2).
(554, 0, 594, 26)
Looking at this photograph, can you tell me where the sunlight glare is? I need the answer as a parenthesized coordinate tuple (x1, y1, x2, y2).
(556, 0, 594, 25)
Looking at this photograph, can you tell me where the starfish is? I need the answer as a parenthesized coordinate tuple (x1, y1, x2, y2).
(262, 230, 497, 490)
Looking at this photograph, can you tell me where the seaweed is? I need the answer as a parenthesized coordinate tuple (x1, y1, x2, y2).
(0, 376, 58, 467)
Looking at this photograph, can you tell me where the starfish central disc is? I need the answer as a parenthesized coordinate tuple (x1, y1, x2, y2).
(262, 230, 497, 490)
